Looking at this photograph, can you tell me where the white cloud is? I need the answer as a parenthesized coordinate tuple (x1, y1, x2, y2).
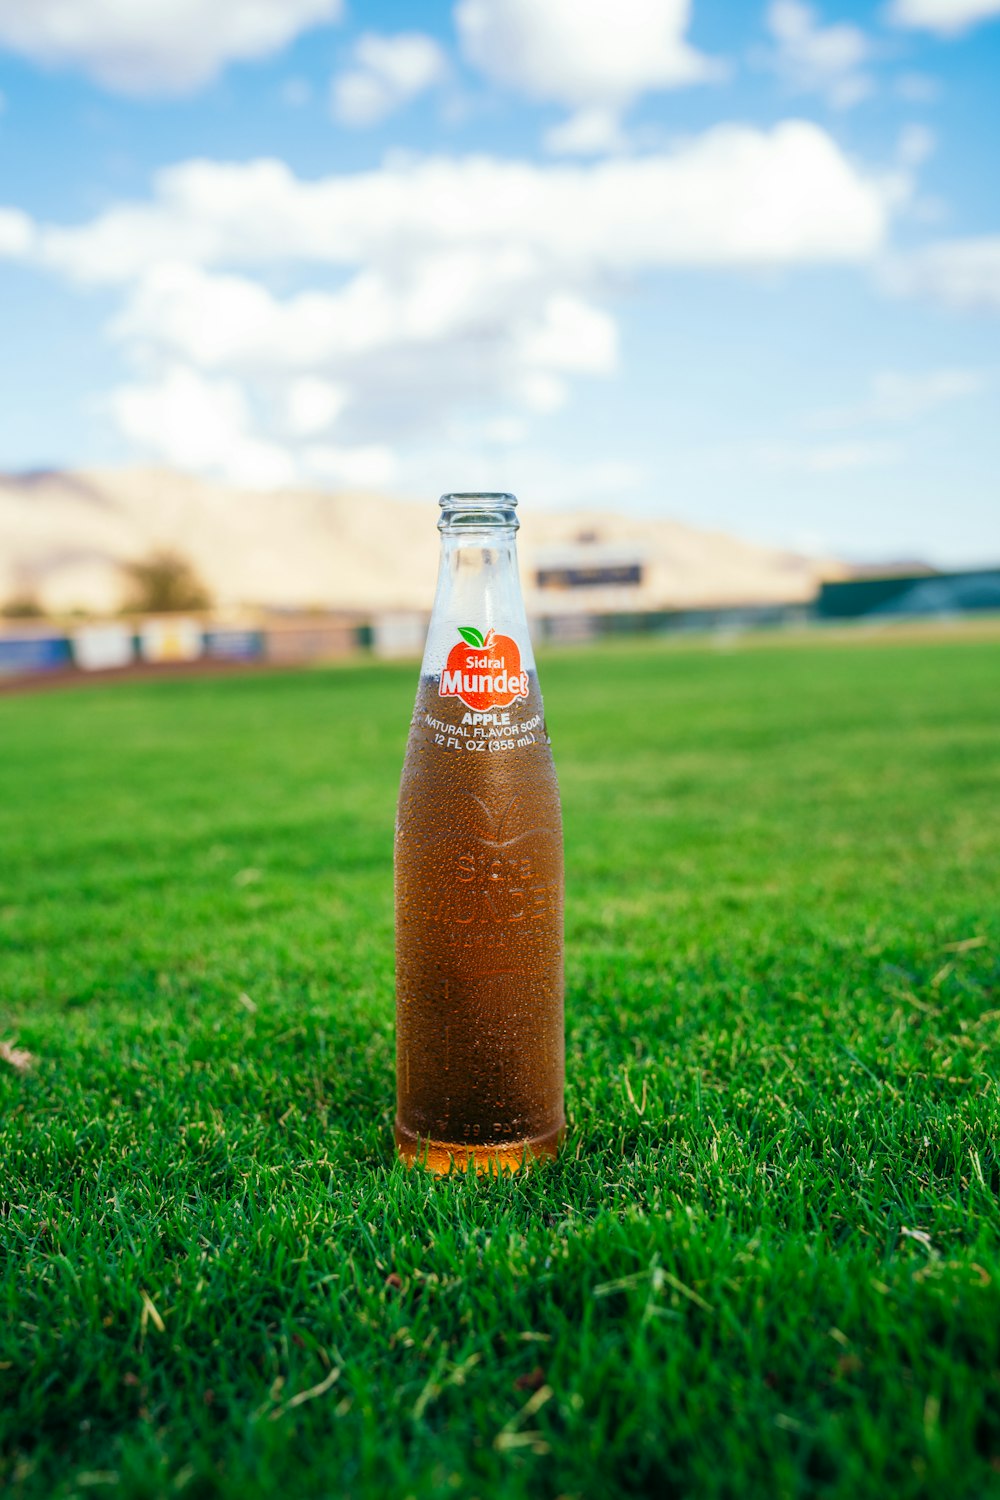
(455, 0, 721, 150)
(894, 72, 941, 102)
(896, 123, 936, 167)
(111, 254, 615, 377)
(0, 206, 34, 258)
(757, 439, 899, 473)
(513, 372, 568, 413)
(870, 368, 983, 419)
(514, 294, 617, 375)
(301, 443, 397, 487)
(765, 1, 873, 109)
(811, 368, 984, 428)
(284, 377, 349, 436)
(388, 440, 647, 516)
(886, 237, 1000, 311)
(543, 108, 629, 157)
(109, 366, 298, 487)
(109, 364, 393, 489)
(0, 0, 342, 96)
(41, 123, 894, 287)
(887, 0, 1000, 37)
(332, 32, 447, 127)
(483, 416, 528, 445)
(503, 454, 647, 507)
(108, 254, 616, 455)
(17, 123, 901, 483)
(280, 77, 313, 108)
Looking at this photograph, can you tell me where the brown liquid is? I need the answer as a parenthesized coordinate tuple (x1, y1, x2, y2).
(394, 673, 564, 1172)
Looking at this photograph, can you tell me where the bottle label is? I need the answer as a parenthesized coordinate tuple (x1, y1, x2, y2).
(438, 626, 529, 711)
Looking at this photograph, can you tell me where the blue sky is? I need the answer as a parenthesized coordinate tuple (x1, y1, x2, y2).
(0, 0, 997, 564)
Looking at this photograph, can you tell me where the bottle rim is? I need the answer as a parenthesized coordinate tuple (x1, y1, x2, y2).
(438, 492, 519, 532)
(439, 492, 517, 508)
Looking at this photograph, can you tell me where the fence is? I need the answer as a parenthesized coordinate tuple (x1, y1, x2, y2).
(0, 614, 363, 683)
(4, 579, 997, 684)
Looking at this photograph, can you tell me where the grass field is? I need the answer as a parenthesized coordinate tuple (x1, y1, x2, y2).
(2, 630, 1000, 1500)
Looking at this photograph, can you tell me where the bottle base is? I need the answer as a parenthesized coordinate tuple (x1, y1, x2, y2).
(394, 1120, 564, 1175)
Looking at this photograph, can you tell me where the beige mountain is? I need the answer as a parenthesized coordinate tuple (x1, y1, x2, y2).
(0, 467, 839, 617)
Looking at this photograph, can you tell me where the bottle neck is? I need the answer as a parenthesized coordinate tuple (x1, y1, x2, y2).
(420, 494, 535, 679)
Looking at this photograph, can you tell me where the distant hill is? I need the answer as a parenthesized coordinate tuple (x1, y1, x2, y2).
(0, 468, 841, 617)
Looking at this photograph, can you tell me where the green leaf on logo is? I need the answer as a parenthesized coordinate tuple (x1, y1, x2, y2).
(458, 626, 485, 648)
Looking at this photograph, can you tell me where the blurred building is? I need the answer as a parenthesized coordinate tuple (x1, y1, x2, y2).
(529, 534, 649, 617)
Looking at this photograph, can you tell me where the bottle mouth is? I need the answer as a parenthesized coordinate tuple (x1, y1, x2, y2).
(438, 492, 519, 532)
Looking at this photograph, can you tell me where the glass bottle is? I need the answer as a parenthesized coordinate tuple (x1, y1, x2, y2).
(394, 492, 565, 1172)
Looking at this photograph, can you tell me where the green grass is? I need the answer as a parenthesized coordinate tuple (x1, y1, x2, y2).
(2, 631, 999, 1500)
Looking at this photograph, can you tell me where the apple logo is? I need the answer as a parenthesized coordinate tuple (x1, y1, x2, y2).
(439, 626, 529, 710)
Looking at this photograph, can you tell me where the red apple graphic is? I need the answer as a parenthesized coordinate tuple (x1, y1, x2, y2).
(439, 626, 528, 710)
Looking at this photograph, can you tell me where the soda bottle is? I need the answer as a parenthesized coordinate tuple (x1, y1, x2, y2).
(394, 491, 565, 1173)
